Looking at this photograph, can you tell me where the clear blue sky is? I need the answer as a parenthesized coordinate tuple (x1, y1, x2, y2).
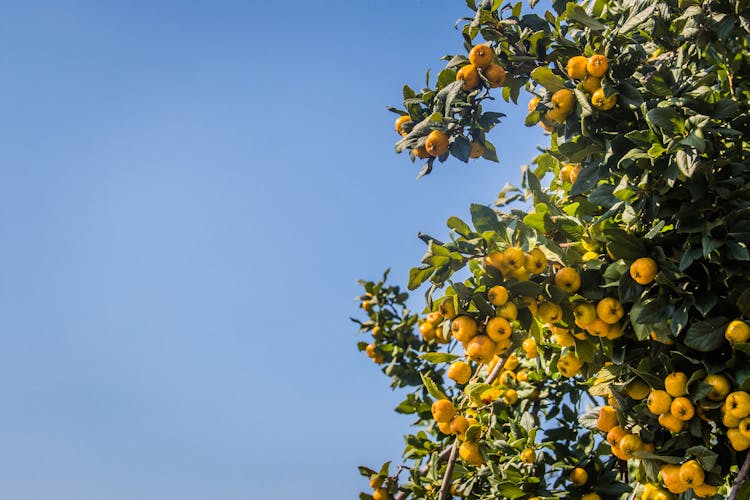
(0, 1, 545, 498)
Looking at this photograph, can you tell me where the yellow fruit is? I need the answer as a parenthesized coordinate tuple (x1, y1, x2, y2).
(437, 420, 452, 434)
(554, 329, 576, 347)
(626, 379, 651, 400)
(574, 303, 597, 328)
(456, 64, 481, 91)
(587, 55, 609, 77)
(546, 108, 568, 124)
(504, 388, 518, 404)
(480, 387, 503, 404)
(431, 399, 456, 423)
(551, 88, 575, 114)
(439, 299, 457, 320)
(581, 494, 601, 500)
(670, 397, 694, 421)
(678, 460, 704, 487)
(582, 75, 602, 94)
(538, 301, 563, 325)
(426, 311, 444, 326)
(597, 406, 618, 432)
(369, 476, 384, 489)
(723, 408, 741, 428)
(484, 251, 506, 272)
(448, 361, 472, 385)
(450, 415, 470, 437)
(483, 64, 506, 88)
(619, 433, 642, 459)
(726, 391, 750, 419)
(660, 464, 689, 494)
(726, 319, 750, 344)
(496, 369, 517, 386)
(596, 297, 624, 324)
(373, 487, 392, 500)
(586, 318, 612, 338)
(524, 247, 548, 274)
(528, 96, 540, 112)
(487, 285, 509, 306)
(451, 315, 479, 343)
(459, 441, 485, 466)
(557, 351, 583, 378)
(503, 247, 525, 271)
(469, 43, 493, 68)
(419, 321, 436, 341)
(510, 266, 530, 281)
(739, 417, 750, 439)
(466, 334, 496, 364)
(647, 390, 672, 415)
(425, 129, 450, 157)
(504, 353, 520, 371)
(606, 425, 626, 448)
(468, 141, 485, 159)
(729, 427, 750, 451)
(520, 448, 535, 463)
(630, 257, 658, 285)
(555, 267, 582, 293)
(486, 317, 512, 342)
(658, 412, 685, 433)
(570, 467, 588, 486)
(705, 374, 730, 401)
(566, 55, 589, 79)
(582, 251, 599, 262)
(605, 322, 624, 340)
(522, 337, 539, 358)
(693, 483, 719, 498)
(496, 301, 518, 321)
(516, 368, 530, 382)
(395, 115, 410, 136)
(591, 88, 617, 111)
(569, 164, 582, 183)
(664, 372, 688, 397)
(413, 146, 431, 159)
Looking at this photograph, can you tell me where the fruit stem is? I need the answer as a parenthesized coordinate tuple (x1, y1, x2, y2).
(437, 440, 459, 500)
(729, 452, 750, 500)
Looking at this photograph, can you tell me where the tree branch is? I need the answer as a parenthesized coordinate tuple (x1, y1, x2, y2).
(437, 440, 459, 500)
(729, 452, 750, 500)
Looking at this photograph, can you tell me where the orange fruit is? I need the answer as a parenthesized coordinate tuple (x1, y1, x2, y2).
(451, 315, 479, 343)
(670, 397, 695, 421)
(570, 467, 588, 486)
(630, 257, 658, 285)
(678, 460, 704, 487)
(459, 441, 485, 466)
(596, 297, 624, 324)
(431, 399, 456, 423)
(555, 267, 582, 293)
(439, 298, 457, 320)
(566, 55, 589, 79)
(528, 96, 540, 112)
(413, 146, 431, 159)
(466, 334, 496, 364)
(587, 55, 609, 77)
(664, 372, 688, 397)
(647, 390, 672, 415)
(658, 412, 684, 433)
(483, 64, 506, 88)
(591, 88, 617, 110)
(660, 464, 689, 494)
(726, 319, 750, 344)
(486, 317, 512, 342)
(503, 246, 526, 271)
(596, 406, 618, 432)
(551, 88, 575, 114)
(447, 361, 472, 385)
(425, 129, 450, 157)
(456, 64, 481, 91)
(520, 448, 535, 463)
(497, 301, 518, 321)
(395, 115, 411, 136)
(487, 285, 509, 306)
(705, 373, 731, 401)
(469, 44, 493, 68)
(582, 75, 602, 94)
(538, 301, 563, 325)
(522, 337, 539, 358)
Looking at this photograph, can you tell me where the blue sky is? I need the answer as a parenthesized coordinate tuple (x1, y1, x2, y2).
(0, 1, 545, 498)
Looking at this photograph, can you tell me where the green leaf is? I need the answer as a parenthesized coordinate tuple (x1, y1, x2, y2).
(497, 483, 525, 499)
(530, 67, 567, 92)
(683, 317, 728, 352)
(686, 446, 718, 471)
(617, 4, 657, 34)
(420, 372, 448, 400)
(419, 352, 461, 363)
(447, 216, 472, 237)
(565, 2, 606, 30)
(470, 204, 500, 232)
(408, 266, 433, 290)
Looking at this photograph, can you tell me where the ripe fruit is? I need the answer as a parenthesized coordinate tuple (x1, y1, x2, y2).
(484, 251, 506, 272)
(524, 247, 548, 274)
(727, 391, 750, 419)
(705, 374, 731, 401)
(394, 115, 410, 136)
(487, 285, 509, 306)
(457, 64, 481, 91)
(522, 337, 538, 358)
(431, 399, 456, 423)
(528, 96, 540, 112)
(413, 146, 431, 159)
(619, 433, 643, 458)
(459, 441, 485, 466)
(555, 267, 582, 293)
(520, 448, 535, 463)
(740, 417, 750, 439)
(570, 467, 588, 486)
(551, 88, 575, 114)
(596, 406, 618, 432)
(606, 425, 626, 447)
(630, 257, 658, 285)
(451, 315, 479, 343)
(573, 303, 597, 328)
(557, 351, 583, 377)
(587, 55, 609, 77)
(483, 64, 506, 88)
(546, 108, 568, 124)
(647, 390, 672, 415)
(581, 494, 600, 500)
(448, 361, 472, 385)
(566, 55, 589, 79)
(469, 44, 493, 68)
(669, 396, 695, 422)
(728, 427, 750, 451)
(425, 129, 450, 157)
(725, 319, 750, 344)
(486, 317, 512, 342)
(419, 321, 436, 341)
(591, 88, 617, 110)
(450, 415, 470, 437)
(582, 75, 602, 94)
(466, 335, 496, 364)
(586, 318, 612, 338)
(503, 247, 525, 271)
(468, 141, 485, 159)
(664, 372, 688, 397)
(439, 298, 457, 320)
(504, 388, 518, 404)
(658, 412, 685, 433)
(538, 301, 563, 325)
(693, 483, 719, 498)
(678, 460, 704, 487)
(596, 297, 624, 324)
(373, 487, 392, 500)
(496, 301, 518, 321)
(660, 464, 689, 494)
(626, 379, 650, 400)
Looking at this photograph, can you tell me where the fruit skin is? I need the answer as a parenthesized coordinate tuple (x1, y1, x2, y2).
(626, 379, 650, 400)
(574, 303, 597, 328)
(678, 460, 704, 487)
(486, 317, 512, 342)
(503, 246, 526, 271)
(587, 55, 609, 77)
(394, 115, 410, 136)
(546, 108, 568, 124)
(483, 64, 506, 88)
(660, 464, 689, 494)
(596, 297, 624, 324)
(591, 88, 617, 110)
(496, 301, 518, 321)
(658, 412, 684, 433)
(630, 257, 658, 285)
(647, 389, 672, 415)
(557, 351, 583, 377)
(606, 425, 626, 447)
(555, 267, 582, 293)
(728, 427, 750, 451)
(487, 285, 509, 306)
(705, 374, 731, 401)
(596, 406, 618, 432)
(425, 129, 450, 157)
(566, 55, 589, 79)
(466, 334, 496, 364)
(618, 433, 642, 458)
(725, 319, 750, 344)
(537, 301, 563, 325)
(692, 483, 719, 498)
(524, 247, 548, 274)
(522, 337, 538, 358)
(451, 315, 479, 343)
(570, 467, 588, 486)
(551, 88, 575, 114)
(413, 146, 431, 159)
(450, 415, 470, 438)
(528, 96, 540, 112)
(373, 487, 392, 500)
(456, 64, 481, 91)
(727, 391, 750, 419)
(519, 448, 535, 463)
(664, 372, 688, 397)
(431, 399, 456, 423)
(448, 361, 472, 385)
(582, 75, 602, 94)
(469, 43, 493, 68)
(670, 397, 695, 421)
(581, 494, 600, 500)
(459, 441, 485, 466)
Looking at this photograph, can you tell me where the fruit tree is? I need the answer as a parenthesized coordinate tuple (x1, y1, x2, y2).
(353, 0, 750, 499)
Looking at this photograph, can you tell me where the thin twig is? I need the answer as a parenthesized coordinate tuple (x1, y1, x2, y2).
(437, 440, 459, 500)
(729, 452, 750, 500)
